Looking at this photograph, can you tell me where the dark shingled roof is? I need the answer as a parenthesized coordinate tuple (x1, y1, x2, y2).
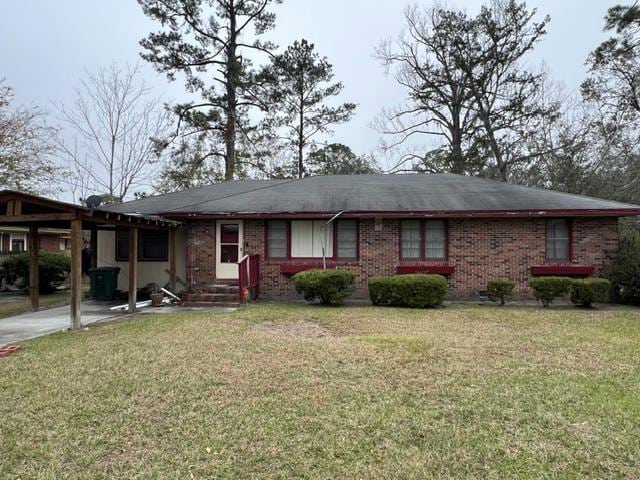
(103, 174, 640, 218)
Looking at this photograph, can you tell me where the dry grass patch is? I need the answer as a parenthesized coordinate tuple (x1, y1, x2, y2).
(252, 320, 335, 339)
(0, 291, 69, 319)
(1, 303, 639, 479)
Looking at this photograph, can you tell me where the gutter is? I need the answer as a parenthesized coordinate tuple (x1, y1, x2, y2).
(155, 208, 640, 219)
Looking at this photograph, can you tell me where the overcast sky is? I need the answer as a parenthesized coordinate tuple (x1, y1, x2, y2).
(0, 0, 613, 198)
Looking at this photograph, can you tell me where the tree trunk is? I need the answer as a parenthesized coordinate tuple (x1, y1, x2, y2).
(450, 130, 463, 175)
(298, 109, 304, 179)
(224, 96, 236, 181)
(224, 1, 238, 181)
(475, 99, 506, 181)
(109, 134, 116, 196)
(450, 104, 464, 174)
(297, 74, 304, 179)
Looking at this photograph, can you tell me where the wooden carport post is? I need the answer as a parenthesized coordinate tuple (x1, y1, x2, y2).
(128, 228, 138, 314)
(28, 225, 39, 311)
(169, 229, 177, 292)
(70, 219, 82, 330)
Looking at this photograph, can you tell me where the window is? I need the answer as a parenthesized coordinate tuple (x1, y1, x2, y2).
(116, 229, 169, 262)
(141, 230, 170, 261)
(266, 219, 358, 260)
(401, 220, 421, 259)
(9, 234, 26, 252)
(59, 238, 71, 251)
(401, 219, 447, 260)
(546, 219, 570, 261)
(116, 230, 129, 261)
(267, 220, 288, 258)
(291, 220, 332, 258)
(425, 220, 446, 259)
(336, 220, 357, 259)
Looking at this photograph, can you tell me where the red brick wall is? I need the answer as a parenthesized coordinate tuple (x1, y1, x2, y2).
(185, 217, 620, 300)
(37, 235, 61, 252)
(447, 217, 619, 297)
(185, 222, 217, 288)
(244, 218, 400, 299)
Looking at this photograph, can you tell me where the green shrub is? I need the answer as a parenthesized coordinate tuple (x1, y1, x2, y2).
(1, 251, 71, 294)
(570, 278, 611, 307)
(529, 276, 572, 308)
(368, 274, 448, 308)
(292, 268, 355, 305)
(487, 279, 516, 306)
(610, 226, 640, 305)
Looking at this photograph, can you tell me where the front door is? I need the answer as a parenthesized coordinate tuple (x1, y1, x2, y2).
(216, 220, 243, 279)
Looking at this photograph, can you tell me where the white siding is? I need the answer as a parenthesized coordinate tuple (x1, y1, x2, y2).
(97, 229, 187, 292)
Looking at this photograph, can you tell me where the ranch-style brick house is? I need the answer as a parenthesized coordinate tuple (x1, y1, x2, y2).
(0, 227, 71, 254)
(96, 173, 640, 304)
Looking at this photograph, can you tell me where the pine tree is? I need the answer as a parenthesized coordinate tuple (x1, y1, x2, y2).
(138, 0, 281, 181)
(259, 39, 355, 178)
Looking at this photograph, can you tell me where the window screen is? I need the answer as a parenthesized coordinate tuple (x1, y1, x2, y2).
(546, 219, 569, 260)
(336, 220, 357, 258)
(401, 220, 421, 259)
(116, 229, 169, 261)
(425, 220, 446, 259)
(267, 220, 288, 258)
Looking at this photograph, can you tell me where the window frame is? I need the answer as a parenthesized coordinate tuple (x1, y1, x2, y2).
(399, 219, 448, 261)
(334, 219, 359, 260)
(289, 220, 334, 258)
(9, 233, 26, 252)
(115, 229, 169, 262)
(265, 220, 290, 260)
(545, 218, 572, 262)
(265, 219, 359, 261)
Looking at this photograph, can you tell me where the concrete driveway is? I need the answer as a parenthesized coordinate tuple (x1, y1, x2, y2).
(0, 301, 124, 347)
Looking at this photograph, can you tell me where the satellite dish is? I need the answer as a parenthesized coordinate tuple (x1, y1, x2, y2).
(85, 195, 102, 209)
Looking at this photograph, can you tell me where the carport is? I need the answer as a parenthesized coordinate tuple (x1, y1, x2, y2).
(0, 190, 179, 329)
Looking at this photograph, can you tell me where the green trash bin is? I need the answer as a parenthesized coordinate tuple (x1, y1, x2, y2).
(88, 267, 121, 301)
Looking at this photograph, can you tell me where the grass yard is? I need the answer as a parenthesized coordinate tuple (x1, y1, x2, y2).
(0, 291, 70, 319)
(1, 303, 639, 479)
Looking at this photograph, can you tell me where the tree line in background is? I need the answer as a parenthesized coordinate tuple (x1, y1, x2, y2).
(378, 0, 640, 206)
(0, 0, 639, 208)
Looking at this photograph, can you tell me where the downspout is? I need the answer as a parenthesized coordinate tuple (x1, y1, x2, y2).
(321, 211, 344, 270)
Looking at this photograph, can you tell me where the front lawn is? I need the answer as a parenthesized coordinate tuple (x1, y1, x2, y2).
(1, 304, 639, 478)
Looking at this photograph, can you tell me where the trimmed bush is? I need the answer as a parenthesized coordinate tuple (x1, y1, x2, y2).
(1, 251, 71, 294)
(487, 279, 516, 306)
(610, 226, 640, 305)
(570, 278, 611, 307)
(368, 274, 448, 308)
(529, 276, 572, 308)
(292, 268, 355, 305)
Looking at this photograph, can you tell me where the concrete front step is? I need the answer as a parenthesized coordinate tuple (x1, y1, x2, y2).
(183, 292, 239, 302)
(206, 285, 239, 293)
(192, 282, 239, 294)
(206, 279, 239, 286)
(184, 280, 241, 307)
(182, 301, 240, 308)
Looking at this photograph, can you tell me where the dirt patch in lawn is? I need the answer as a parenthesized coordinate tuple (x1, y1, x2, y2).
(252, 320, 335, 339)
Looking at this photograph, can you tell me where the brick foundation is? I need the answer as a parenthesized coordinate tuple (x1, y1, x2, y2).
(184, 217, 620, 300)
